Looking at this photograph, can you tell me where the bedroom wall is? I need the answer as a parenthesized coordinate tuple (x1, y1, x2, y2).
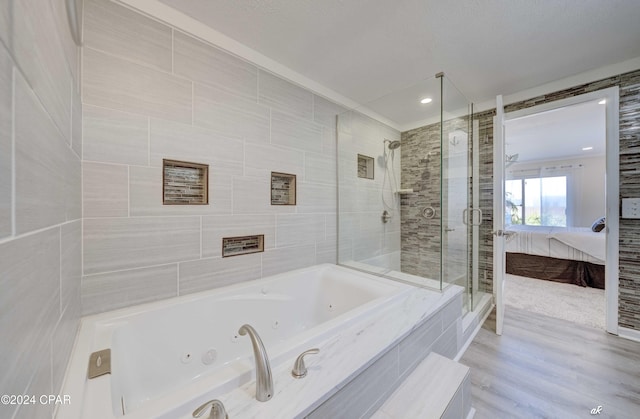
(478, 68, 640, 332)
(507, 156, 606, 228)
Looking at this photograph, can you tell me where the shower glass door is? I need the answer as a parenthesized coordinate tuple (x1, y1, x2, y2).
(440, 75, 475, 314)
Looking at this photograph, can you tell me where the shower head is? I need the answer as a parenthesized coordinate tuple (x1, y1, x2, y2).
(386, 140, 401, 150)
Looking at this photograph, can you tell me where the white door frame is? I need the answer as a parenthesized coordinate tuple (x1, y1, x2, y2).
(494, 87, 620, 334)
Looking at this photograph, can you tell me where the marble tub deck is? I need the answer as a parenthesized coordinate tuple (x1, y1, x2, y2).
(177, 282, 464, 418)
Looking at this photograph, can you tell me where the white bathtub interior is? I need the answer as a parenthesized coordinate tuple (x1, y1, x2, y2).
(61, 264, 420, 418)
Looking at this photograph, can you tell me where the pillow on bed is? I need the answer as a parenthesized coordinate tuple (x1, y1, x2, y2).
(591, 217, 606, 232)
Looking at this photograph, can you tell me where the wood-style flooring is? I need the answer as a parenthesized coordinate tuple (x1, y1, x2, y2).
(459, 307, 640, 419)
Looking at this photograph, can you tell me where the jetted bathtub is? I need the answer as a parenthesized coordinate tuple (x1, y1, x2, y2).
(58, 264, 416, 419)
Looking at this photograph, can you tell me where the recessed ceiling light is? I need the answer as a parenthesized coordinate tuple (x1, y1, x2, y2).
(598, 99, 606, 105)
(582, 146, 593, 151)
(420, 97, 432, 104)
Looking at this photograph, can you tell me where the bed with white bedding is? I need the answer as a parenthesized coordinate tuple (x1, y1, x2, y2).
(505, 225, 606, 288)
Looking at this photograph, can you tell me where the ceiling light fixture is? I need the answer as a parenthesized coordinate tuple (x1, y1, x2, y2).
(420, 97, 432, 104)
(598, 99, 606, 105)
(582, 146, 593, 151)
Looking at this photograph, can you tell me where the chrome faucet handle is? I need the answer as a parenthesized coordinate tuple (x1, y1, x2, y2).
(193, 399, 228, 419)
(291, 348, 320, 378)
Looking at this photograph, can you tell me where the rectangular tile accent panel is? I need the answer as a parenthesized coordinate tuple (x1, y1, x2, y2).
(83, 216, 200, 274)
(222, 235, 265, 258)
(163, 159, 209, 205)
(271, 172, 296, 205)
(357, 154, 374, 179)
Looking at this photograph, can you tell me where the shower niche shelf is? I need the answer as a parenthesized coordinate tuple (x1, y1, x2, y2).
(163, 159, 209, 205)
(357, 154, 374, 179)
(222, 235, 264, 257)
(271, 172, 296, 205)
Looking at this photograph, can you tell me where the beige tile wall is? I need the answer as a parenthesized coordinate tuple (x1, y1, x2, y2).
(0, 1, 82, 417)
(81, 0, 347, 314)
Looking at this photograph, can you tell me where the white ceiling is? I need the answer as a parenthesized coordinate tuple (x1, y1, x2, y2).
(156, 0, 640, 127)
(505, 99, 606, 164)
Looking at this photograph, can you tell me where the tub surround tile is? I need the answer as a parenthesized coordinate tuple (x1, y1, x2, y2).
(304, 152, 337, 185)
(83, 105, 149, 166)
(244, 143, 304, 179)
(262, 244, 317, 277)
(297, 182, 337, 214)
(316, 237, 338, 264)
(232, 177, 297, 215)
(71, 89, 82, 158)
(313, 94, 347, 128)
(258, 69, 313, 120)
(271, 110, 323, 153)
(14, 343, 55, 419)
(14, 74, 76, 234)
(201, 214, 276, 258)
(82, 264, 178, 315)
(275, 214, 325, 248)
(0, 45, 11, 238)
(178, 254, 262, 295)
(83, 162, 129, 218)
(398, 311, 443, 373)
(11, 0, 73, 139)
(149, 118, 244, 169)
(83, 48, 192, 123)
(174, 31, 257, 101)
(84, 0, 172, 72)
(322, 126, 338, 155)
(61, 220, 82, 314)
(52, 302, 81, 396)
(0, 1, 9, 47)
(65, 154, 82, 221)
(83, 216, 200, 275)
(50, 0, 79, 81)
(0, 228, 60, 400)
(193, 82, 270, 144)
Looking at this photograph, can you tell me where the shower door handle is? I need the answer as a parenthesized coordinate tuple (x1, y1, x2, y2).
(471, 208, 483, 226)
(462, 208, 469, 225)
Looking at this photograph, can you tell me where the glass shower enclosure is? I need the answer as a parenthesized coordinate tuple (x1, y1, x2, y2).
(337, 73, 485, 315)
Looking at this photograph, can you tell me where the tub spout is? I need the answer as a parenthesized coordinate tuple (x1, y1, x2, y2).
(238, 324, 273, 402)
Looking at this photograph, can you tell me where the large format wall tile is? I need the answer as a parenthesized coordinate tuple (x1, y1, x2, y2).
(178, 254, 262, 295)
(0, 1, 9, 48)
(84, 0, 172, 72)
(0, 228, 60, 401)
(14, 74, 74, 234)
(232, 177, 297, 215)
(12, 0, 72, 138)
(305, 152, 336, 185)
(271, 109, 323, 153)
(313, 94, 347, 128)
(83, 48, 192, 123)
(276, 214, 325, 247)
(149, 118, 244, 170)
(258, 70, 313, 120)
(82, 264, 178, 315)
(202, 214, 276, 258)
(193, 82, 270, 143)
(0, 45, 11, 238)
(50, 0, 79, 81)
(297, 182, 336, 214)
(174, 31, 257, 101)
(83, 162, 129, 217)
(83, 105, 149, 165)
(71, 89, 82, 158)
(61, 220, 82, 317)
(84, 216, 200, 274)
(262, 244, 316, 277)
(244, 143, 304, 178)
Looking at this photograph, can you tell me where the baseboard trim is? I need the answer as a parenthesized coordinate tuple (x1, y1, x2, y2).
(618, 326, 640, 343)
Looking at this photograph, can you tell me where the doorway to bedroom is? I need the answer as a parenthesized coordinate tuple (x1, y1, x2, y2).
(498, 89, 618, 332)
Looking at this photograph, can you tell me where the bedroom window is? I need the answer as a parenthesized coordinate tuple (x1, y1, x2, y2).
(505, 176, 567, 227)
